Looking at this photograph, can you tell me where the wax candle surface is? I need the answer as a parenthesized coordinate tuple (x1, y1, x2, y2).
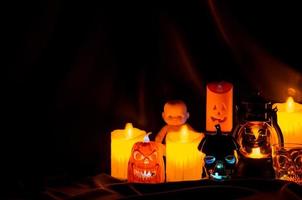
(206, 82, 233, 132)
(166, 125, 204, 182)
(274, 97, 302, 144)
(111, 123, 146, 180)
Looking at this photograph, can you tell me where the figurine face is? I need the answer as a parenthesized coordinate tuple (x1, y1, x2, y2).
(162, 102, 189, 126)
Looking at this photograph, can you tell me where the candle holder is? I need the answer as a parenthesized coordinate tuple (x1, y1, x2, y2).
(233, 92, 284, 178)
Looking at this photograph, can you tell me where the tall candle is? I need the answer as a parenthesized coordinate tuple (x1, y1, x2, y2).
(166, 125, 204, 182)
(274, 97, 302, 143)
(111, 123, 146, 180)
(206, 81, 233, 132)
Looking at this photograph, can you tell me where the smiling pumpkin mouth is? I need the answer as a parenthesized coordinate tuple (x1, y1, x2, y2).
(211, 116, 227, 123)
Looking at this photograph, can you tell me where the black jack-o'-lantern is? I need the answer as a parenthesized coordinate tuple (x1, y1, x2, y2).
(198, 124, 239, 181)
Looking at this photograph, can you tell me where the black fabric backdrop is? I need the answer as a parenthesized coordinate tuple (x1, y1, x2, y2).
(4, 0, 302, 197)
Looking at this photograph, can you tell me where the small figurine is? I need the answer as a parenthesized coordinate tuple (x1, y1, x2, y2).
(198, 124, 239, 181)
(155, 100, 194, 146)
(128, 134, 165, 183)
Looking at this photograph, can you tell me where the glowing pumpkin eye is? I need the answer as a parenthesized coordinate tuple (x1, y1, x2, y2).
(258, 129, 267, 136)
(205, 156, 216, 165)
(149, 151, 157, 161)
(213, 105, 217, 110)
(133, 151, 144, 160)
(225, 155, 236, 164)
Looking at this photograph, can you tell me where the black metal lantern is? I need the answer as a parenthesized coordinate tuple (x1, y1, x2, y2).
(233, 92, 284, 177)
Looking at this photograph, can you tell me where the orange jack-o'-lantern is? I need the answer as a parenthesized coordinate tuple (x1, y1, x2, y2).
(128, 138, 165, 183)
(206, 82, 233, 132)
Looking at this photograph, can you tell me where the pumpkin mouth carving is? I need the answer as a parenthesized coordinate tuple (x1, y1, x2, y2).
(132, 165, 159, 179)
(211, 116, 227, 123)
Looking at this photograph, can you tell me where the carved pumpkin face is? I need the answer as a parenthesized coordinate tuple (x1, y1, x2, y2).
(210, 103, 227, 123)
(238, 122, 272, 159)
(128, 141, 165, 183)
(206, 82, 233, 132)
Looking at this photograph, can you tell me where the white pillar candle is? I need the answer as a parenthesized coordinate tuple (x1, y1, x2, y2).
(274, 97, 302, 144)
(166, 125, 204, 182)
(111, 123, 146, 180)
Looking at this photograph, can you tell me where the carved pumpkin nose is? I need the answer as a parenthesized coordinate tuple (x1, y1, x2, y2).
(144, 158, 149, 164)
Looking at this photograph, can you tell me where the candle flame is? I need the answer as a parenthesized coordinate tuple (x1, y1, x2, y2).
(180, 125, 189, 141)
(286, 97, 295, 113)
(143, 132, 152, 142)
(251, 125, 260, 140)
(125, 123, 133, 138)
(249, 147, 263, 159)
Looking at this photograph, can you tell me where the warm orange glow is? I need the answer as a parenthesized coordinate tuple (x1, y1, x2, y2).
(127, 141, 165, 183)
(125, 123, 133, 139)
(111, 123, 146, 180)
(206, 82, 233, 132)
(179, 125, 190, 142)
(248, 147, 264, 159)
(251, 125, 261, 140)
(274, 97, 302, 144)
(285, 97, 295, 113)
(166, 125, 204, 182)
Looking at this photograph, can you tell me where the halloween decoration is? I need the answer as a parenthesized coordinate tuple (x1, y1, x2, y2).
(128, 134, 165, 183)
(111, 123, 146, 180)
(198, 124, 239, 181)
(233, 92, 283, 160)
(273, 96, 302, 144)
(272, 143, 302, 185)
(155, 100, 193, 146)
(233, 92, 284, 178)
(206, 82, 233, 133)
(166, 125, 204, 182)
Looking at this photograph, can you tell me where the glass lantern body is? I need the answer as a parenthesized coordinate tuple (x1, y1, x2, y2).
(233, 94, 284, 160)
(236, 121, 280, 159)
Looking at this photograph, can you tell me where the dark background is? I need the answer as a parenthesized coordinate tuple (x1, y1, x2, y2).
(4, 0, 302, 197)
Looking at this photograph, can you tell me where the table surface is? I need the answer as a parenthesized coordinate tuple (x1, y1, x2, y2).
(41, 173, 302, 200)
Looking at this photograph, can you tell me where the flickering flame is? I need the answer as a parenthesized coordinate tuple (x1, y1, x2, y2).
(249, 147, 263, 159)
(286, 97, 295, 113)
(125, 123, 134, 138)
(251, 126, 260, 140)
(143, 132, 152, 142)
(180, 125, 189, 142)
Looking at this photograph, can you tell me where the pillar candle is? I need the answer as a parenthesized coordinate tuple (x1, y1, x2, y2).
(274, 97, 302, 143)
(166, 125, 204, 182)
(111, 123, 146, 180)
(206, 81, 233, 132)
